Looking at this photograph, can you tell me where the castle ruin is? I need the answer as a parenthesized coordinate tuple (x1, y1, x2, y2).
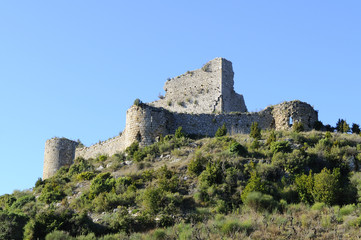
(43, 58, 318, 179)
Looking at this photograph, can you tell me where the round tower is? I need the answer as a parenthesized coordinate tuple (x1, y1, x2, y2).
(43, 137, 78, 179)
(124, 104, 174, 147)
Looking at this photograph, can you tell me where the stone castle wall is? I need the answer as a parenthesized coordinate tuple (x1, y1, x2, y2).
(273, 101, 318, 131)
(124, 104, 174, 146)
(74, 134, 126, 160)
(43, 58, 319, 179)
(220, 59, 247, 113)
(151, 58, 247, 114)
(43, 138, 78, 179)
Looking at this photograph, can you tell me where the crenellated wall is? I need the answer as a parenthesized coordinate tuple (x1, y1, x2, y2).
(43, 58, 319, 179)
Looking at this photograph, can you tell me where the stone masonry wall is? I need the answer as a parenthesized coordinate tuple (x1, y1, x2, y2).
(151, 58, 247, 114)
(74, 134, 126, 160)
(43, 138, 78, 179)
(43, 100, 318, 179)
(42, 58, 319, 179)
(220, 59, 247, 113)
(273, 101, 318, 131)
(124, 104, 174, 146)
(172, 107, 274, 136)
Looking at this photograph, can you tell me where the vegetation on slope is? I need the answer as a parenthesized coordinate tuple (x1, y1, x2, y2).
(2, 122, 361, 239)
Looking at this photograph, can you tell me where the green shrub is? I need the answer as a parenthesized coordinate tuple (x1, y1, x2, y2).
(39, 180, 66, 204)
(24, 209, 97, 240)
(220, 219, 242, 235)
(45, 230, 74, 240)
(175, 126, 185, 138)
(215, 124, 227, 137)
(250, 122, 261, 140)
(188, 151, 208, 175)
(89, 173, 115, 197)
(77, 172, 96, 181)
(133, 150, 147, 162)
(35, 178, 44, 188)
(77, 233, 97, 239)
(125, 141, 139, 157)
(266, 131, 277, 146)
(311, 202, 326, 211)
(270, 141, 291, 154)
(313, 168, 341, 205)
(152, 229, 167, 240)
(250, 139, 260, 150)
(243, 191, 277, 212)
(141, 187, 165, 214)
(293, 122, 304, 132)
(199, 161, 223, 187)
(340, 204, 356, 216)
(68, 157, 94, 176)
(9, 194, 35, 211)
(284, 149, 309, 174)
(0, 210, 28, 240)
(157, 165, 179, 192)
(314, 121, 323, 131)
(92, 192, 124, 213)
(241, 172, 265, 203)
(98, 155, 107, 162)
(295, 171, 314, 204)
(229, 142, 247, 156)
(133, 98, 142, 106)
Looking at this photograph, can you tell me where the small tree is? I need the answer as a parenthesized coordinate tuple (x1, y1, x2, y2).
(295, 171, 314, 204)
(342, 121, 350, 133)
(241, 171, 265, 203)
(352, 123, 360, 134)
(229, 142, 248, 157)
(215, 124, 227, 137)
(313, 121, 323, 131)
(174, 126, 185, 138)
(270, 141, 291, 154)
(133, 98, 142, 106)
(313, 168, 341, 205)
(293, 122, 304, 133)
(336, 119, 350, 133)
(266, 130, 276, 146)
(250, 122, 261, 140)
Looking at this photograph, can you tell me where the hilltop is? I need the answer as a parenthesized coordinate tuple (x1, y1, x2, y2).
(2, 128, 361, 239)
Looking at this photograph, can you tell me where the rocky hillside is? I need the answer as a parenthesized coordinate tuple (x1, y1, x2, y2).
(2, 127, 361, 239)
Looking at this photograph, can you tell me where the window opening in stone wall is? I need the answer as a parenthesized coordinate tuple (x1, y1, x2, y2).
(136, 132, 142, 142)
(289, 117, 293, 127)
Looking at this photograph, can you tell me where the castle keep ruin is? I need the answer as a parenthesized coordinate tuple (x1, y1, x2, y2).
(43, 58, 318, 179)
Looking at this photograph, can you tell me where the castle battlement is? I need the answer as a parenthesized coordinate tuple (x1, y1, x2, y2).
(43, 58, 318, 179)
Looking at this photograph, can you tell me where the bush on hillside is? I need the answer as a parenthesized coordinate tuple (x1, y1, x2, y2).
(215, 124, 227, 137)
(270, 141, 292, 154)
(250, 122, 261, 140)
(243, 191, 277, 212)
(229, 142, 248, 157)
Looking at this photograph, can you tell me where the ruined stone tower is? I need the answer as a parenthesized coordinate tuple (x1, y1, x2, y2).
(151, 57, 247, 113)
(42, 58, 319, 179)
(43, 138, 78, 179)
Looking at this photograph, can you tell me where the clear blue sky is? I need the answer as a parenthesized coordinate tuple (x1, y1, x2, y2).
(1, 1, 360, 195)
